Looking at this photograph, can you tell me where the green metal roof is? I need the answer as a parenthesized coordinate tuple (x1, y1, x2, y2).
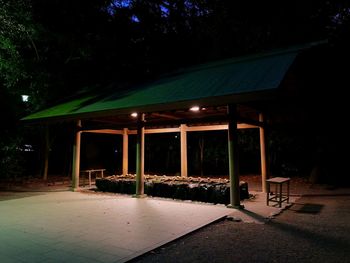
(22, 45, 311, 122)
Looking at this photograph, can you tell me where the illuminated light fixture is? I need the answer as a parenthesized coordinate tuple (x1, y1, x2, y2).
(21, 95, 29, 102)
(201, 107, 207, 111)
(189, 106, 200, 112)
(131, 112, 138, 117)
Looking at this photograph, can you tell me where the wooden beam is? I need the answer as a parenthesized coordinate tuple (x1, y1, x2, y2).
(82, 129, 124, 135)
(237, 117, 263, 127)
(128, 128, 180, 134)
(127, 124, 257, 135)
(81, 115, 260, 132)
(72, 120, 82, 191)
(186, 125, 227, 132)
(142, 115, 261, 128)
(185, 124, 257, 132)
(151, 112, 180, 120)
(144, 115, 229, 127)
(180, 124, 188, 177)
(238, 123, 259, 129)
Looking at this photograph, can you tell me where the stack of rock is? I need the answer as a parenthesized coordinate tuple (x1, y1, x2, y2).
(96, 174, 249, 204)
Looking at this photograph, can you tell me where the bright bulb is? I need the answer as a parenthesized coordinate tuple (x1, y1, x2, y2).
(131, 112, 138, 117)
(21, 95, 29, 102)
(189, 106, 200, 112)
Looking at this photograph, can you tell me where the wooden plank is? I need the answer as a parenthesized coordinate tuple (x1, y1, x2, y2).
(128, 128, 180, 134)
(151, 112, 180, 120)
(186, 125, 227, 132)
(82, 129, 124, 135)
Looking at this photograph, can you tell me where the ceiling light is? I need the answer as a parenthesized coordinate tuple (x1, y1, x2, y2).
(131, 112, 138, 117)
(189, 106, 200, 112)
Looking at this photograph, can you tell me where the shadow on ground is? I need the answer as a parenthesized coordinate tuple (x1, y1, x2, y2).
(0, 191, 49, 201)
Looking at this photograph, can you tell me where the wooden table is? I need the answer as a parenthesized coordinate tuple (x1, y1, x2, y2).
(266, 177, 290, 207)
(81, 169, 106, 187)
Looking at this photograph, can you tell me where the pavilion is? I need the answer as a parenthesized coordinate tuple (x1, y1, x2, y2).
(22, 42, 321, 208)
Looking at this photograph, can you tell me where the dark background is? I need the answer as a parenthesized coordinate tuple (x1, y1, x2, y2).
(1, 1, 349, 184)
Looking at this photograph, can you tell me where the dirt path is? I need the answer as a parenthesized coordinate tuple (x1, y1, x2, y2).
(130, 195, 350, 263)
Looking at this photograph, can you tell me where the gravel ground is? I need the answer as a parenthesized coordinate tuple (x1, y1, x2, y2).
(130, 195, 350, 263)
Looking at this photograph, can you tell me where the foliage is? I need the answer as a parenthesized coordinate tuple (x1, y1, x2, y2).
(0, 0, 35, 89)
(0, 0, 42, 179)
(0, 133, 25, 179)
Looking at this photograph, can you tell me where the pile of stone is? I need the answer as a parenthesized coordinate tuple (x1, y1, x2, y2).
(96, 174, 249, 204)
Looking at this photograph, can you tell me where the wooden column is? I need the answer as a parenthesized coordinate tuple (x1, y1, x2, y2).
(259, 113, 268, 193)
(135, 114, 145, 197)
(227, 105, 241, 208)
(122, 128, 129, 175)
(72, 120, 82, 191)
(180, 124, 188, 177)
(141, 124, 145, 177)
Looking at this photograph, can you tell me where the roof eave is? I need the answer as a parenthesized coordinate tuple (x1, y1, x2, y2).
(21, 89, 278, 124)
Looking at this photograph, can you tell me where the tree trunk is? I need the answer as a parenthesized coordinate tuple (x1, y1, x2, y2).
(42, 126, 49, 181)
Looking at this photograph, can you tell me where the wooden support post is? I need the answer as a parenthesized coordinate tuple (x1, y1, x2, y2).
(42, 125, 49, 181)
(227, 105, 241, 208)
(122, 128, 129, 175)
(180, 124, 188, 177)
(259, 113, 268, 193)
(72, 120, 82, 191)
(134, 114, 145, 197)
(142, 124, 145, 178)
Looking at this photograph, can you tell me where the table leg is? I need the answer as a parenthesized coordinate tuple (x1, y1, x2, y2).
(89, 171, 92, 188)
(275, 184, 277, 197)
(287, 180, 290, 204)
(266, 182, 270, 205)
(279, 183, 282, 207)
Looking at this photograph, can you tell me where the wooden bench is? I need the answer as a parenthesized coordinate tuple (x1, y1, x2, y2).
(266, 177, 290, 207)
(81, 169, 106, 187)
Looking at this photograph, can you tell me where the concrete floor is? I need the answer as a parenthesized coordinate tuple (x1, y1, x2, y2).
(0, 191, 231, 263)
(132, 194, 350, 263)
(237, 191, 299, 223)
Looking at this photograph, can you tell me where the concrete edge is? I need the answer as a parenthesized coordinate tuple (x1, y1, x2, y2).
(122, 214, 230, 263)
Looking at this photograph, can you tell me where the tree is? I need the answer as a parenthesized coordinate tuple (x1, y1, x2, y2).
(2, 0, 350, 181)
(0, 0, 41, 180)
(0, 0, 33, 89)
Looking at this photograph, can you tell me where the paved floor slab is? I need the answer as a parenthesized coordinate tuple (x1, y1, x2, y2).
(0, 191, 231, 263)
(228, 191, 300, 224)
